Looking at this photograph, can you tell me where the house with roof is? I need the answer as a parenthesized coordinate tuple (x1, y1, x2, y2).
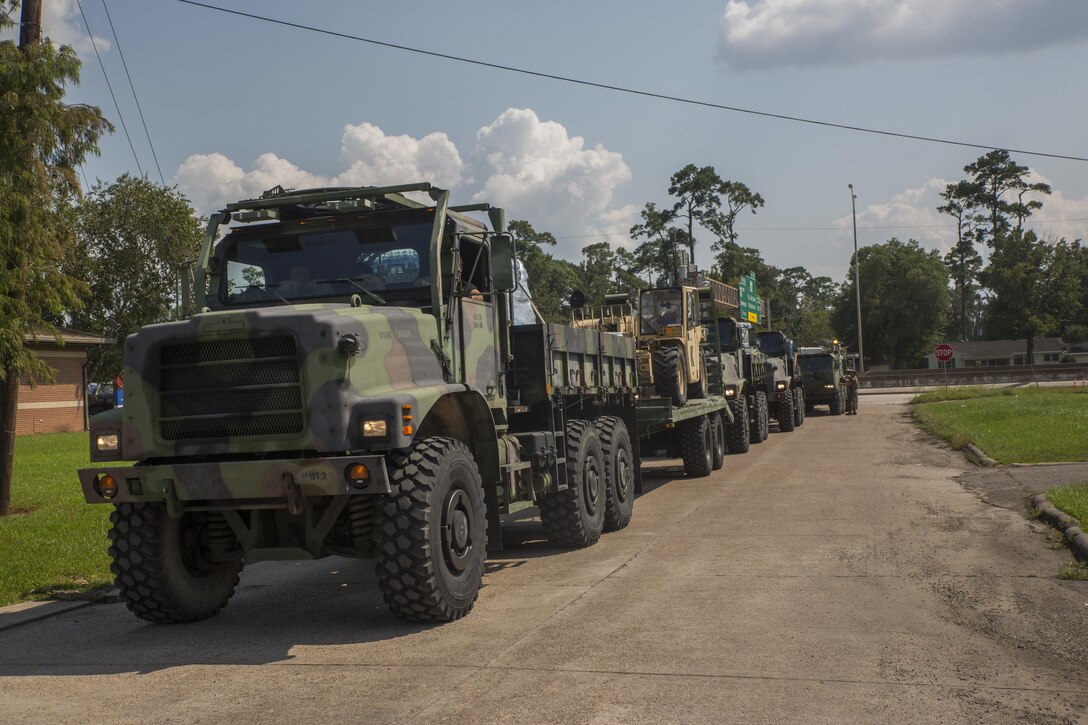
(17, 329, 112, 435)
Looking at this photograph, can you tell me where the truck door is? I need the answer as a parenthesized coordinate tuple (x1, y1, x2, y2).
(453, 238, 502, 399)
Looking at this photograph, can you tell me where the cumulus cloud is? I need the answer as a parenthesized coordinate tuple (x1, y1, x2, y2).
(172, 109, 634, 262)
(830, 174, 1088, 258)
(719, 0, 1088, 68)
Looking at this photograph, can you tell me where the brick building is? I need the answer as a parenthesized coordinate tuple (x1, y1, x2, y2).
(17, 329, 112, 436)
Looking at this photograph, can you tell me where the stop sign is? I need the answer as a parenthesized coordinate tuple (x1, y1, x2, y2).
(934, 343, 954, 362)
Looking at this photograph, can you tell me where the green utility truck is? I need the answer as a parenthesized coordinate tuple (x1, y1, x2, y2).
(755, 330, 804, 432)
(715, 317, 771, 453)
(798, 345, 847, 415)
(79, 183, 646, 624)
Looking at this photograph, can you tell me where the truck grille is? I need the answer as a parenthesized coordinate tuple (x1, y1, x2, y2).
(158, 336, 304, 441)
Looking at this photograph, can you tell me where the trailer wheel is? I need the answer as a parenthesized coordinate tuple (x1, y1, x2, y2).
(793, 387, 805, 427)
(776, 389, 795, 432)
(726, 395, 750, 454)
(751, 391, 770, 444)
(375, 436, 487, 622)
(653, 345, 688, 407)
(540, 419, 605, 547)
(108, 503, 242, 623)
(681, 415, 713, 477)
(595, 417, 634, 532)
(710, 413, 726, 471)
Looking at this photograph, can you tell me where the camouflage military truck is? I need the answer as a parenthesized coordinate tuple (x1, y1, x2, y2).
(755, 330, 805, 433)
(714, 317, 771, 453)
(79, 183, 640, 624)
(798, 345, 847, 415)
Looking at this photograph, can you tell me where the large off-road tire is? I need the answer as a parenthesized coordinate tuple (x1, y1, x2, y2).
(793, 387, 805, 427)
(776, 389, 795, 432)
(653, 345, 688, 407)
(595, 416, 634, 532)
(540, 419, 605, 547)
(750, 391, 770, 444)
(375, 436, 487, 622)
(108, 503, 242, 623)
(710, 412, 726, 471)
(726, 395, 750, 454)
(681, 415, 713, 477)
(830, 386, 844, 416)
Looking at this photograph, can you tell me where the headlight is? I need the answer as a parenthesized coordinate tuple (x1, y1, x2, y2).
(95, 433, 120, 452)
(823, 384, 835, 389)
(724, 386, 737, 397)
(361, 418, 388, 437)
(776, 381, 787, 391)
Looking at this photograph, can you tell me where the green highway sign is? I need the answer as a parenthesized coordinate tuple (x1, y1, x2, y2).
(739, 273, 761, 324)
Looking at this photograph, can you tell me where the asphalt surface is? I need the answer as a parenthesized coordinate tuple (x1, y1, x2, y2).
(2, 396, 1087, 723)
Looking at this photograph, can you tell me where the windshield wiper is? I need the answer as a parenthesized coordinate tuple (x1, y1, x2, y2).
(240, 282, 290, 306)
(329, 278, 386, 306)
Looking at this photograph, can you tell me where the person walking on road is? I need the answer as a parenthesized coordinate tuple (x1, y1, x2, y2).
(844, 369, 859, 415)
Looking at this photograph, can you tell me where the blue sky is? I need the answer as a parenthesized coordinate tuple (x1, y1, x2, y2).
(11, 0, 1088, 281)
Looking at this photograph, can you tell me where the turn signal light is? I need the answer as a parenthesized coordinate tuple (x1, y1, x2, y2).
(346, 463, 370, 486)
(95, 474, 118, 499)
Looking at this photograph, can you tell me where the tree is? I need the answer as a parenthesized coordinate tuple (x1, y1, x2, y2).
(705, 180, 765, 250)
(508, 219, 579, 323)
(69, 175, 205, 379)
(982, 230, 1082, 363)
(630, 202, 683, 286)
(963, 150, 1050, 244)
(668, 164, 723, 264)
(937, 181, 985, 341)
(832, 239, 949, 369)
(0, 3, 111, 515)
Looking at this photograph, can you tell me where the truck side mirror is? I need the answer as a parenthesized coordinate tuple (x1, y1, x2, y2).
(491, 233, 515, 292)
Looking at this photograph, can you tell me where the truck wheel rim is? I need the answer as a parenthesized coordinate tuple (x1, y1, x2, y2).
(442, 488, 473, 573)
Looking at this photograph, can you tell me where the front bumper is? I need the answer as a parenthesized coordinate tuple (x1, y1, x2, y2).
(78, 454, 391, 506)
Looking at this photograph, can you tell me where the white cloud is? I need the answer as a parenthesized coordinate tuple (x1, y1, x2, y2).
(0, 0, 111, 57)
(471, 108, 632, 250)
(829, 174, 1088, 261)
(333, 122, 462, 188)
(719, 0, 1088, 68)
(172, 109, 635, 264)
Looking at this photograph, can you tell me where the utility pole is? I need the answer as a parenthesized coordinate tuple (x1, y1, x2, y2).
(19, 0, 42, 47)
(849, 184, 865, 374)
(1, 0, 43, 517)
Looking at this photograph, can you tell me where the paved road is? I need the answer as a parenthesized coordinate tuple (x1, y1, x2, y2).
(2, 398, 1087, 723)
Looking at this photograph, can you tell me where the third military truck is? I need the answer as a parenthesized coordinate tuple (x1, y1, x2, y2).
(798, 345, 848, 415)
(755, 330, 805, 432)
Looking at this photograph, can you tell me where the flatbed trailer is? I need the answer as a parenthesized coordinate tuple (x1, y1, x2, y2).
(636, 395, 733, 478)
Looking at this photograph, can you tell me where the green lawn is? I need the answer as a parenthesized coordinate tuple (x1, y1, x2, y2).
(0, 432, 115, 607)
(911, 386, 1088, 464)
(1047, 482, 1088, 530)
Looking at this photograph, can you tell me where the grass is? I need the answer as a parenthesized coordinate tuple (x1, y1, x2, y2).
(1047, 482, 1088, 530)
(0, 432, 116, 607)
(911, 386, 1088, 464)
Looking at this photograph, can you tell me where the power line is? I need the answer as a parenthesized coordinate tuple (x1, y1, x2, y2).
(177, 0, 1088, 164)
(101, 0, 164, 185)
(76, 0, 143, 177)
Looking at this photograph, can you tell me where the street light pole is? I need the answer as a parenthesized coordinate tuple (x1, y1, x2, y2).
(849, 184, 864, 373)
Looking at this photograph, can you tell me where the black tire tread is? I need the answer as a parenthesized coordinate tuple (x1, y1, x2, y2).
(108, 503, 241, 624)
(653, 345, 687, 407)
(681, 415, 713, 478)
(375, 437, 486, 622)
(726, 395, 750, 454)
(777, 389, 795, 432)
(595, 416, 635, 532)
(710, 412, 726, 470)
(751, 391, 769, 444)
(540, 419, 604, 547)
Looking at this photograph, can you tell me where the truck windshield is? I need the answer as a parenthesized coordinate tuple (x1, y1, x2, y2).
(799, 356, 834, 373)
(756, 332, 785, 357)
(717, 319, 738, 352)
(639, 289, 682, 334)
(219, 221, 432, 306)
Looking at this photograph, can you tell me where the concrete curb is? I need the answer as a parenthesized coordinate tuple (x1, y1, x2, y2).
(964, 444, 998, 468)
(1031, 494, 1088, 564)
(0, 599, 91, 633)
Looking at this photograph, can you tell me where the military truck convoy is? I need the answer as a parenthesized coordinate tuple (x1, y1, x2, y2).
(77, 183, 744, 625)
